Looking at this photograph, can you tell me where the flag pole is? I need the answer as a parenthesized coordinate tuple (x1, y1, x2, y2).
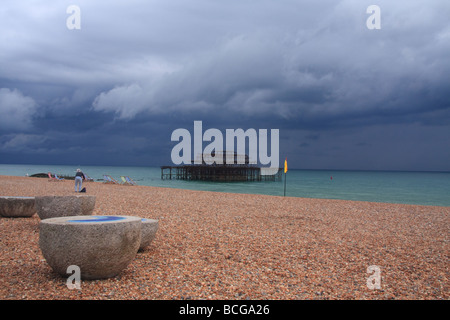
(283, 157, 287, 197)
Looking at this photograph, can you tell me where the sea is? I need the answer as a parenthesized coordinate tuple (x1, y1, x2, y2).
(0, 164, 449, 207)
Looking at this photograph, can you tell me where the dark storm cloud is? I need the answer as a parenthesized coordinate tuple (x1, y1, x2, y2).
(0, 0, 449, 169)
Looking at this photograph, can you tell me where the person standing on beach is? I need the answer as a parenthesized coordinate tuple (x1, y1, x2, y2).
(74, 169, 85, 192)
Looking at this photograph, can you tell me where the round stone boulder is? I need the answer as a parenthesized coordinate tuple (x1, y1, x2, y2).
(0, 196, 36, 218)
(39, 215, 142, 280)
(139, 218, 159, 251)
(35, 195, 96, 220)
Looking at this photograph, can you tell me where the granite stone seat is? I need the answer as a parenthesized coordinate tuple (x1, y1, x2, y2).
(35, 195, 96, 220)
(139, 218, 159, 251)
(0, 196, 36, 218)
(39, 215, 142, 280)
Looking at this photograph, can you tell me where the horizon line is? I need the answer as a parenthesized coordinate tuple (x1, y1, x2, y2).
(0, 162, 449, 174)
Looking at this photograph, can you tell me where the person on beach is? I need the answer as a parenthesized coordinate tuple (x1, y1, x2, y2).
(74, 169, 85, 192)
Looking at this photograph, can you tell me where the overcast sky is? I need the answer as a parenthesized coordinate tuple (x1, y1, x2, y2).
(0, 0, 449, 171)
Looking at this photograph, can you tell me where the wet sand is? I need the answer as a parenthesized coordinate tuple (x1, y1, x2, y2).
(0, 175, 448, 300)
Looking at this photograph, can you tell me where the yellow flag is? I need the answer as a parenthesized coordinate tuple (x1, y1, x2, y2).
(284, 158, 288, 173)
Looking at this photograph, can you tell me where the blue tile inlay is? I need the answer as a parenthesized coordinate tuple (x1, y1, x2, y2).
(68, 216, 126, 223)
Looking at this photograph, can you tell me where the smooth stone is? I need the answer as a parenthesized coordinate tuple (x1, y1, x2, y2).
(35, 195, 96, 220)
(0, 196, 36, 218)
(39, 215, 142, 280)
(139, 218, 159, 251)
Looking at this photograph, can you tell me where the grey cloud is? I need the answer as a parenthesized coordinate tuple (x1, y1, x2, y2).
(0, 0, 449, 170)
(0, 133, 48, 153)
(87, 1, 450, 127)
(0, 88, 38, 131)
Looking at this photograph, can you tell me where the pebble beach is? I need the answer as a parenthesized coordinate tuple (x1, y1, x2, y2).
(0, 175, 448, 300)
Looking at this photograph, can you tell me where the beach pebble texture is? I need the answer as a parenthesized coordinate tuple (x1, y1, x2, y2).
(35, 195, 96, 220)
(0, 196, 36, 218)
(0, 175, 448, 300)
(39, 215, 141, 280)
(140, 218, 159, 251)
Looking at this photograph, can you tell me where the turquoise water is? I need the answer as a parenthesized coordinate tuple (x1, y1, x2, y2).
(0, 164, 449, 207)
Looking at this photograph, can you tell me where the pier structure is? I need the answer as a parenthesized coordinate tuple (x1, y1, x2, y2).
(161, 151, 282, 182)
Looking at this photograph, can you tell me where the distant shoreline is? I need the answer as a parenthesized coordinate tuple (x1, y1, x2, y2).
(1, 162, 449, 174)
